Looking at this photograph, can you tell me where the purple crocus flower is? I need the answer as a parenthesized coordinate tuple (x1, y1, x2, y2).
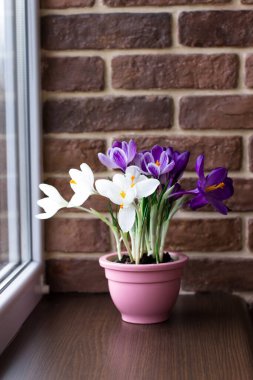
(134, 145, 175, 179)
(165, 148, 190, 185)
(189, 155, 234, 215)
(98, 139, 137, 172)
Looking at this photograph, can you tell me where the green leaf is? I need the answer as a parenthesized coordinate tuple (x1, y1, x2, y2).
(168, 195, 189, 221)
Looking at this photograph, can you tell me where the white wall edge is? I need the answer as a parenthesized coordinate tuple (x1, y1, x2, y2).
(0, 262, 43, 355)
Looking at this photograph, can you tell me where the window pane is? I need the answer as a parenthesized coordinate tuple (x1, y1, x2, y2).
(0, 0, 32, 282)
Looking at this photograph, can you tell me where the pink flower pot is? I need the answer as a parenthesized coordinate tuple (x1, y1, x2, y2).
(99, 252, 189, 324)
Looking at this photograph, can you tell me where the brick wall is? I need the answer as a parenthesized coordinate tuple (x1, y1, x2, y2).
(40, 0, 253, 295)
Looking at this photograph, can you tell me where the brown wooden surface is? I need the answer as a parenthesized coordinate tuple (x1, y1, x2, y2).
(0, 293, 253, 380)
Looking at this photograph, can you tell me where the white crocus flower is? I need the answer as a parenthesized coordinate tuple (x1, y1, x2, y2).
(96, 167, 159, 232)
(68, 163, 95, 208)
(36, 184, 68, 219)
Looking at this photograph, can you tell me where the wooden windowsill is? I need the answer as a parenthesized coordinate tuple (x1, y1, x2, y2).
(0, 293, 253, 380)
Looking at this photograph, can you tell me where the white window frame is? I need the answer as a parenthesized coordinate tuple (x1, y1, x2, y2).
(0, 0, 43, 354)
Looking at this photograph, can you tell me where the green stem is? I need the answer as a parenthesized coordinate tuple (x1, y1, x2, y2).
(150, 204, 157, 259)
(159, 219, 170, 261)
(129, 229, 136, 263)
(112, 227, 122, 260)
(121, 232, 134, 262)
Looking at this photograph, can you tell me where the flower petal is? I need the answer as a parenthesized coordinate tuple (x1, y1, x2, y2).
(166, 147, 174, 159)
(80, 163, 94, 187)
(195, 155, 205, 182)
(112, 148, 128, 171)
(112, 173, 128, 188)
(68, 191, 91, 208)
(95, 179, 122, 205)
(173, 151, 190, 179)
(188, 194, 209, 210)
(133, 153, 143, 168)
(161, 159, 175, 175)
(39, 184, 65, 203)
(125, 166, 141, 181)
(208, 197, 228, 215)
(112, 140, 121, 149)
(143, 152, 154, 166)
(121, 141, 129, 156)
(140, 157, 149, 174)
(98, 153, 117, 169)
(38, 185, 68, 209)
(206, 167, 228, 187)
(37, 197, 64, 219)
(135, 178, 160, 199)
(151, 145, 163, 162)
(127, 139, 137, 162)
(147, 163, 160, 178)
(118, 205, 136, 232)
(69, 169, 85, 182)
(159, 151, 168, 173)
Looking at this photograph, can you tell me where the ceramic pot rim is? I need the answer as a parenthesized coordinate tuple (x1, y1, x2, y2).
(99, 252, 189, 272)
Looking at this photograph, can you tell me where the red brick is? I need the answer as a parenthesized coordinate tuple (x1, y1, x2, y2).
(41, 57, 104, 92)
(248, 219, 253, 251)
(166, 218, 242, 252)
(41, 14, 171, 50)
(44, 138, 106, 173)
(181, 178, 253, 212)
(46, 258, 108, 292)
(43, 97, 173, 133)
(179, 11, 253, 47)
(182, 258, 253, 292)
(133, 135, 242, 170)
(112, 55, 238, 90)
(221, 179, 253, 212)
(249, 136, 253, 172)
(44, 177, 112, 213)
(40, 0, 95, 8)
(45, 218, 111, 253)
(46, 256, 253, 293)
(180, 96, 253, 130)
(245, 55, 253, 88)
(104, 0, 229, 5)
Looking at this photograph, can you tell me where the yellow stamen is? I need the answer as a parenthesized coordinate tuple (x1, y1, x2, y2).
(70, 179, 77, 185)
(131, 175, 135, 182)
(131, 183, 135, 188)
(155, 160, 161, 167)
(120, 204, 124, 209)
(206, 182, 225, 192)
(120, 191, 126, 199)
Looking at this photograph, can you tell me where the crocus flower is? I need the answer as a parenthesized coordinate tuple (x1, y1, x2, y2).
(165, 148, 190, 186)
(95, 167, 159, 232)
(189, 155, 234, 215)
(68, 163, 95, 208)
(98, 140, 137, 172)
(134, 145, 175, 179)
(36, 184, 68, 219)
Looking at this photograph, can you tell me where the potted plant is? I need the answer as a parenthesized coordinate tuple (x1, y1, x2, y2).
(37, 139, 234, 324)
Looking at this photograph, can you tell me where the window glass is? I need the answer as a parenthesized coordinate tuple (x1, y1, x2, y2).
(0, 0, 32, 283)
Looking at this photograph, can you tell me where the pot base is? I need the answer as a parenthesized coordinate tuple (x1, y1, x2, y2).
(122, 313, 170, 324)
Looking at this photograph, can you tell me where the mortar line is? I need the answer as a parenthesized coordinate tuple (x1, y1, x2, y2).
(43, 129, 253, 137)
(40, 4, 253, 15)
(41, 89, 253, 100)
(41, 47, 253, 56)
